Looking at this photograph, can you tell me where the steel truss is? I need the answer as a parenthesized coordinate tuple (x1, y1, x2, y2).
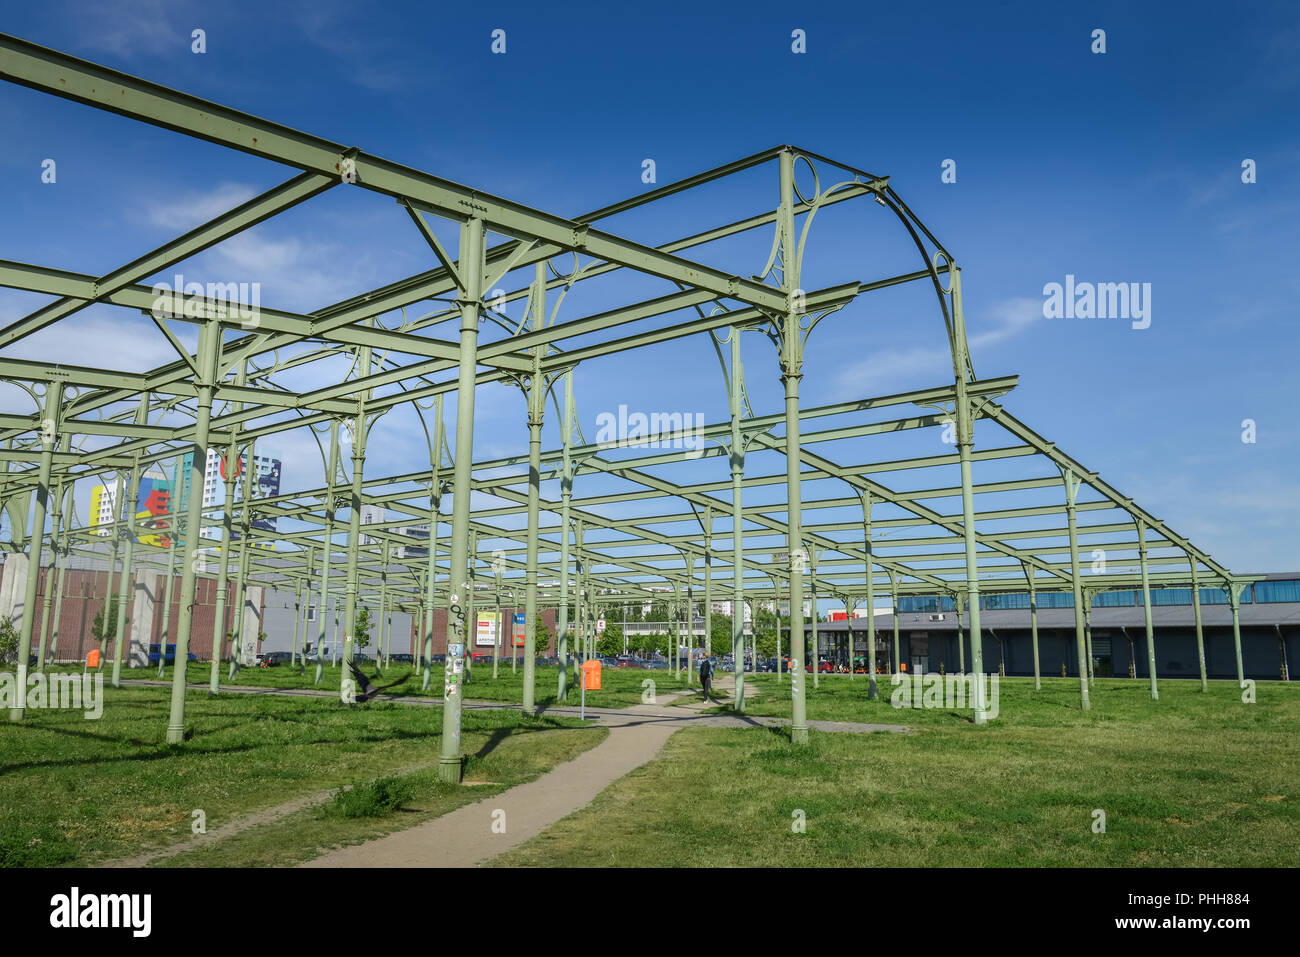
(0, 34, 1254, 768)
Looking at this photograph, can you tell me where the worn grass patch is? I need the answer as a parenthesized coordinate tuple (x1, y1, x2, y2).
(110, 661, 686, 710)
(0, 682, 604, 866)
(494, 677, 1299, 867)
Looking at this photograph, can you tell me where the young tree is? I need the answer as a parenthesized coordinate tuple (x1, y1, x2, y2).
(596, 623, 623, 657)
(0, 616, 20, 665)
(644, 600, 671, 622)
(710, 612, 734, 649)
(536, 619, 554, 656)
(91, 596, 128, 648)
(353, 607, 374, 652)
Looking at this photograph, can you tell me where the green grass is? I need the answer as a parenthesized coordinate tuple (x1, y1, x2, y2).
(493, 676, 1300, 867)
(110, 660, 688, 710)
(0, 682, 605, 867)
(326, 776, 415, 818)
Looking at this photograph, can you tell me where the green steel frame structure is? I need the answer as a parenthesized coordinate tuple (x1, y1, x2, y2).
(0, 35, 1257, 779)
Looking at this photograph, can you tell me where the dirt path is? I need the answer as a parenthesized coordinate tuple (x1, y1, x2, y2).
(111, 676, 906, 867)
(302, 683, 906, 868)
(101, 758, 442, 868)
(302, 708, 685, 868)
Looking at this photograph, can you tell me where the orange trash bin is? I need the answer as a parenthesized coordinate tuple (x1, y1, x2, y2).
(86, 649, 101, 669)
(581, 658, 601, 690)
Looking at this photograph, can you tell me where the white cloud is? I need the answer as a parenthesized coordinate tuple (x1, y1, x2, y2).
(293, 1, 410, 93)
(831, 296, 1042, 395)
(73, 0, 189, 60)
(6, 309, 180, 374)
(146, 182, 259, 232)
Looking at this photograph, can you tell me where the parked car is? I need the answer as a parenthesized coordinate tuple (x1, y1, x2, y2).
(260, 651, 293, 666)
(390, 653, 415, 665)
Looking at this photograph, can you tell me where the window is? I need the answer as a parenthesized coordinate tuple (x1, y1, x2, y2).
(897, 596, 957, 613)
(982, 592, 1031, 610)
(1094, 590, 1136, 607)
(1146, 587, 1233, 606)
(1255, 580, 1300, 603)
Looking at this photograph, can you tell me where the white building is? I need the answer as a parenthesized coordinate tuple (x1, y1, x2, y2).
(89, 482, 118, 537)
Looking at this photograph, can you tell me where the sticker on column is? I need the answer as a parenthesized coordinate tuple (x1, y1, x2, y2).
(452, 658, 463, 674)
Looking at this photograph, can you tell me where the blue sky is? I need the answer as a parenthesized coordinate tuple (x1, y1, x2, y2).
(1, 0, 1297, 585)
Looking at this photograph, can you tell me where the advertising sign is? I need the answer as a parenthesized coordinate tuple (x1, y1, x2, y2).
(252, 458, 281, 533)
(513, 612, 526, 646)
(133, 475, 172, 547)
(476, 611, 498, 647)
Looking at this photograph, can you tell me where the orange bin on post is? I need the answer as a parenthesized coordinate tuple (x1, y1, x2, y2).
(581, 658, 601, 691)
(85, 649, 101, 670)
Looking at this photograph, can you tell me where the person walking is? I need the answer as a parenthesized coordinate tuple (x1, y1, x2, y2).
(699, 654, 714, 701)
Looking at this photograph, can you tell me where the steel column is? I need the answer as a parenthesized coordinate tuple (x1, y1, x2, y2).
(889, 569, 900, 674)
(1062, 467, 1091, 711)
(34, 459, 68, 670)
(728, 330, 746, 711)
(862, 491, 878, 698)
(209, 364, 245, 692)
(48, 475, 73, 668)
(156, 465, 180, 678)
(420, 394, 444, 692)
(522, 282, 545, 711)
(1023, 562, 1040, 690)
(8, 379, 61, 721)
(228, 436, 256, 679)
(1136, 516, 1157, 700)
(951, 267, 986, 721)
(438, 215, 484, 784)
(778, 150, 808, 745)
(1228, 581, 1246, 685)
(556, 370, 574, 701)
(165, 318, 221, 743)
(1189, 552, 1207, 691)
(317, 422, 341, 686)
